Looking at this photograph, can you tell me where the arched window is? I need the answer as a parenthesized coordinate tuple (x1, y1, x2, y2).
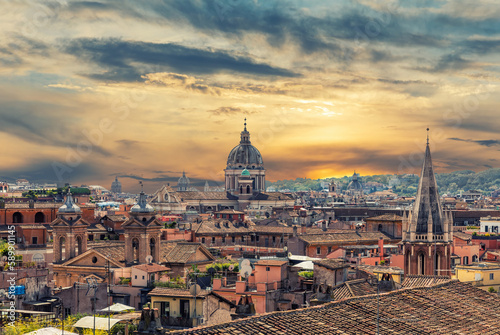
(378, 224, 383, 231)
(13, 212, 23, 223)
(246, 185, 251, 194)
(463, 256, 469, 265)
(418, 252, 425, 275)
(240, 186, 243, 194)
(132, 238, 139, 263)
(59, 237, 66, 261)
(76, 236, 83, 256)
(150, 238, 156, 262)
(34, 212, 45, 223)
(472, 255, 478, 262)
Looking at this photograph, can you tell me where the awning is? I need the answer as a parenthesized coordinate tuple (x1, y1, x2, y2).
(292, 261, 314, 270)
(98, 303, 135, 313)
(73, 316, 121, 330)
(25, 327, 78, 335)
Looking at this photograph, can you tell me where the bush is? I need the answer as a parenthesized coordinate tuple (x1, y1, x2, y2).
(488, 287, 497, 293)
(298, 271, 314, 279)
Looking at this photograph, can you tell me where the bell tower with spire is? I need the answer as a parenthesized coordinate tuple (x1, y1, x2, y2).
(51, 188, 89, 263)
(402, 129, 453, 276)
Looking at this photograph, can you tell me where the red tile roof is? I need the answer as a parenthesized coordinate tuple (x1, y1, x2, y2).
(132, 263, 170, 273)
(254, 260, 288, 267)
(172, 281, 500, 334)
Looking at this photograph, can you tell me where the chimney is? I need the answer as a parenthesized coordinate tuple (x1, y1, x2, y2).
(378, 237, 384, 260)
(322, 220, 327, 231)
(293, 225, 297, 237)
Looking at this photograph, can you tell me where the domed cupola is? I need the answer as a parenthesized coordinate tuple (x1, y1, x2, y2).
(225, 119, 266, 194)
(58, 188, 81, 214)
(177, 171, 190, 191)
(131, 190, 155, 213)
(226, 119, 264, 169)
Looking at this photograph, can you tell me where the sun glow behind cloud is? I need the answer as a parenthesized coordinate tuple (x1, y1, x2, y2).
(0, 0, 499, 191)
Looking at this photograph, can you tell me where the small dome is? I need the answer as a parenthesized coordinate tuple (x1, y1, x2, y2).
(348, 172, 363, 190)
(59, 189, 81, 213)
(241, 169, 251, 176)
(131, 192, 154, 213)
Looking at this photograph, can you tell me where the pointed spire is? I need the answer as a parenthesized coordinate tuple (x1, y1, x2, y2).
(410, 130, 444, 235)
(426, 127, 430, 145)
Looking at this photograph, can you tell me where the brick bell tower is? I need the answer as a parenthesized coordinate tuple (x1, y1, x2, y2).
(402, 130, 453, 276)
(51, 188, 89, 263)
(122, 189, 163, 265)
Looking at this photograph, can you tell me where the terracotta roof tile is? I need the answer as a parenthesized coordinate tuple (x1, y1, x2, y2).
(173, 281, 500, 334)
(299, 231, 392, 245)
(254, 260, 288, 266)
(132, 263, 170, 273)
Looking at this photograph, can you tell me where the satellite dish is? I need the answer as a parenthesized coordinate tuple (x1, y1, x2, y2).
(239, 259, 252, 279)
(288, 252, 293, 258)
(189, 284, 202, 296)
(228, 264, 234, 271)
(145, 255, 153, 264)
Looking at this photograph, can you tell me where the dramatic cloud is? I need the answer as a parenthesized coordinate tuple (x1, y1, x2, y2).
(449, 138, 500, 147)
(0, 0, 500, 189)
(63, 38, 299, 82)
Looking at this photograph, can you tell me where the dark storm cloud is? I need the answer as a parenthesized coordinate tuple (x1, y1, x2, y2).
(62, 38, 299, 82)
(462, 38, 500, 54)
(449, 138, 500, 147)
(120, 174, 219, 187)
(0, 160, 100, 184)
(0, 100, 110, 156)
(413, 53, 476, 73)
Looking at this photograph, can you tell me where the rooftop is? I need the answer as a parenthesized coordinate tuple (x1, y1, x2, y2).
(173, 281, 500, 334)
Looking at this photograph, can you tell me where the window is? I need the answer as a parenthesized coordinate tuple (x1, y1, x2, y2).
(142, 276, 145, 280)
(266, 267, 270, 272)
(485, 226, 489, 232)
(272, 236, 276, 243)
(316, 247, 321, 255)
(92, 257, 98, 264)
(232, 236, 235, 243)
(241, 236, 245, 242)
(222, 237, 226, 243)
(256, 235, 260, 242)
(32, 237, 38, 245)
(328, 246, 332, 254)
(154, 301, 170, 318)
(201, 237, 205, 244)
(211, 237, 215, 244)
(490, 273, 494, 280)
(135, 275, 137, 279)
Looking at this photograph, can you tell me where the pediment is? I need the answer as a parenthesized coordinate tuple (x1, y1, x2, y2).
(62, 249, 123, 268)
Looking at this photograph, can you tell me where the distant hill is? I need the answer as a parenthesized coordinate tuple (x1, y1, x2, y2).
(266, 168, 500, 197)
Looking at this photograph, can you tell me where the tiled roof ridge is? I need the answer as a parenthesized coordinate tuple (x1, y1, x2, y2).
(174, 279, 463, 334)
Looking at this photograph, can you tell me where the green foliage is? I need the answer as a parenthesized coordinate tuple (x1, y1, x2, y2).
(3, 313, 89, 335)
(379, 260, 386, 265)
(206, 262, 239, 273)
(111, 323, 137, 335)
(154, 281, 185, 289)
(298, 271, 314, 279)
(119, 277, 131, 285)
(488, 287, 497, 293)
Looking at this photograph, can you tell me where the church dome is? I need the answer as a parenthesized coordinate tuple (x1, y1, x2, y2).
(227, 120, 264, 169)
(241, 169, 251, 176)
(347, 172, 363, 190)
(59, 188, 81, 213)
(131, 191, 154, 213)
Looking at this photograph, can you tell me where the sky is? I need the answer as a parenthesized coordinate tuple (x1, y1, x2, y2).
(1, 0, 500, 192)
